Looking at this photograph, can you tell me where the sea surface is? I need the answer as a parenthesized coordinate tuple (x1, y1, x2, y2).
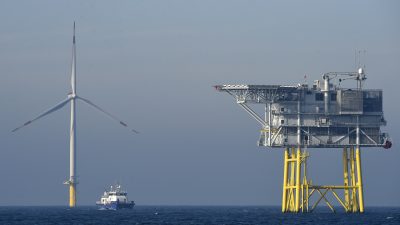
(0, 206, 399, 225)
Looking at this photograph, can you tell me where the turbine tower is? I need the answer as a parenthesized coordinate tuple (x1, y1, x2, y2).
(12, 23, 138, 207)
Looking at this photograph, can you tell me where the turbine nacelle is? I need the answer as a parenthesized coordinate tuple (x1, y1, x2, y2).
(68, 93, 77, 99)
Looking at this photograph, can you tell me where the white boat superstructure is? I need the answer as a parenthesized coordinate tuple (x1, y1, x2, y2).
(96, 184, 135, 210)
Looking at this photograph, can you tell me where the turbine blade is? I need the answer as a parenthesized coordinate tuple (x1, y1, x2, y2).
(77, 96, 139, 134)
(71, 22, 76, 94)
(12, 97, 71, 132)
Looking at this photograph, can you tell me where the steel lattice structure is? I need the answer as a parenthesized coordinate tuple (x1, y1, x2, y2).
(216, 69, 392, 213)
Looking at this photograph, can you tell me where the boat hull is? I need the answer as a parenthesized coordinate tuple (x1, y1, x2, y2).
(96, 201, 135, 210)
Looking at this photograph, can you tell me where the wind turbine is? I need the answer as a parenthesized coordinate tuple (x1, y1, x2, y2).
(12, 23, 138, 207)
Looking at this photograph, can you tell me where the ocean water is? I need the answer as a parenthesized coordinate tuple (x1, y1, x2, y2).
(0, 206, 399, 225)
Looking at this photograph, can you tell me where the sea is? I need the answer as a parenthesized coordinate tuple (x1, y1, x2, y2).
(0, 206, 399, 225)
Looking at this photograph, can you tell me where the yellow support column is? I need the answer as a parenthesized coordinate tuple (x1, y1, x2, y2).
(281, 147, 307, 213)
(349, 147, 358, 212)
(343, 147, 350, 212)
(282, 148, 289, 212)
(290, 148, 296, 211)
(303, 149, 309, 213)
(306, 180, 309, 212)
(69, 184, 76, 207)
(355, 147, 364, 213)
(295, 147, 301, 212)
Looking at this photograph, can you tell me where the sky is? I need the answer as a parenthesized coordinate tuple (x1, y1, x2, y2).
(1, 0, 399, 206)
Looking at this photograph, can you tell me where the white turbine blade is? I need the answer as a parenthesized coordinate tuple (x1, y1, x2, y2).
(12, 97, 71, 132)
(77, 96, 139, 134)
(71, 22, 77, 94)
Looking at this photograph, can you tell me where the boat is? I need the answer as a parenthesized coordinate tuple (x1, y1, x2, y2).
(96, 184, 135, 210)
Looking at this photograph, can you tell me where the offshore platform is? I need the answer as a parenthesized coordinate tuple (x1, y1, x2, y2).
(216, 68, 392, 213)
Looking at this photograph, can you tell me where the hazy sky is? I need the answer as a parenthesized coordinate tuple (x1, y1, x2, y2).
(1, 0, 399, 206)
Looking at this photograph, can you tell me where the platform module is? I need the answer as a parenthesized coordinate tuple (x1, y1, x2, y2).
(216, 68, 392, 213)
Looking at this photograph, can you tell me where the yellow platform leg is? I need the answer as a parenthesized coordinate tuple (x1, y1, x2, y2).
(282, 148, 289, 212)
(343, 147, 350, 212)
(350, 147, 358, 212)
(69, 184, 76, 207)
(289, 148, 295, 211)
(282, 147, 303, 213)
(295, 147, 301, 212)
(356, 147, 364, 213)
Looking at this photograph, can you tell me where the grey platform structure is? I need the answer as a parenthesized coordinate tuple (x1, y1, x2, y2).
(216, 68, 392, 213)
